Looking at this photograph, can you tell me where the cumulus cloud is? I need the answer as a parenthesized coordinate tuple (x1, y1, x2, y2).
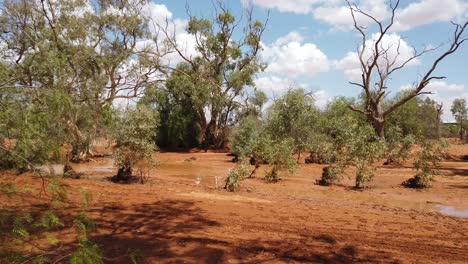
(243, 0, 467, 32)
(400, 81, 465, 93)
(261, 31, 330, 77)
(313, 90, 331, 109)
(143, 2, 173, 26)
(274, 31, 304, 45)
(254, 76, 296, 94)
(335, 33, 419, 81)
(242, 0, 324, 14)
(393, 0, 467, 31)
(312, 0, 389, 30)
(136, 3, 197, 65)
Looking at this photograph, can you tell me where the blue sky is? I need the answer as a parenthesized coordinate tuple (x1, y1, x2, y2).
(150, 0, 468, 121)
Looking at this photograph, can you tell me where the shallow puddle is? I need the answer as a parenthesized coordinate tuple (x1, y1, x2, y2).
(434, 204, 468, 218)
(38, 164, 64, 175)
(38, 159, 115, 175)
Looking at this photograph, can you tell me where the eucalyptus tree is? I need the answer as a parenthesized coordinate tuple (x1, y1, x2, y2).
(265, 88, 319, 162)
(160, 4, 267, 148)
(317, 98, 387, 188)
(345, 0, 467, 138)
(451, 98, 467, 140)
(0, 0, 164, 163)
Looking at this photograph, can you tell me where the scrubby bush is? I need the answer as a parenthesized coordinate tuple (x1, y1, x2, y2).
(259, 137, 297, 183)
(224, 165, 250, 192)
(403, 140, 448, 188)
(229, 116, 262, 162)
(385, 126, 416, 165)
(315, 105, 387, 188)
(111, 106, 159, 183)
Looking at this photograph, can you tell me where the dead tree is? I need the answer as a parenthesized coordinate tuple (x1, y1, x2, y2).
(346, 0, 467, 138)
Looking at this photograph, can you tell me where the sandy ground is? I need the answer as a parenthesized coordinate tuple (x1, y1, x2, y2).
(1, 144, 468, 264)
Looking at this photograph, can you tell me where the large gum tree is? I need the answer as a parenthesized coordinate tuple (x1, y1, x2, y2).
(0, 0, 164, 161)
(159, 3, 267, 149)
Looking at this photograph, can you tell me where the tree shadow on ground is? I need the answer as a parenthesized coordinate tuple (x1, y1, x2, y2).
(84, 199, 403, 263)
(88, 199, 224, 263)
(228, 235, 402, 264)
(441, 168, 468, 177)
(449, 184, 468, 189)
(2, 198, 404, 263)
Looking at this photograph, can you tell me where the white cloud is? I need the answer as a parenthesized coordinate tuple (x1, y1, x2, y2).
(334, 51, 362, 81)
(428, 93, 468, 122)
(261, 32, 330, 77)
(143, 2, 173, 30)
(255, 76, 295, 94)
(393, 0, 467, 31)
(313, 90, 331, 109)
(335, 33, 419, 81)
(312, 0, 389, 30)
(244, 0, 467, 32)
(243, 0, 324, 14)
(400, 81, 465, 93)
(136, 3, 197, 65)
(274, 31, 304, 45)
(426, 81, 465, 92)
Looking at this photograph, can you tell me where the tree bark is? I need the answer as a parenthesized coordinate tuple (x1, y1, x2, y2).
(372, 120, 385, 139)
(460, 122, 464, 141)
(114, 164, 133, 182)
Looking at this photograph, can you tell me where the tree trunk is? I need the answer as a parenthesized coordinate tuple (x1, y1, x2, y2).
(460, 122, 464, 140)
(355, 178, 362, 189)
(114, 164, 133, 183)
(66, 119, 94, 162)
(436, 104, 443, 140)
(369, 117, 386, 139)
(366, 102, 386, 139)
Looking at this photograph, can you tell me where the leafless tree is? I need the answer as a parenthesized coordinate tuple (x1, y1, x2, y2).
(346, 0, 467, 138)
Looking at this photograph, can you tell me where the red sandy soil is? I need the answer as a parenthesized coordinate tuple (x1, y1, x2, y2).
(1, 143, 468, 264)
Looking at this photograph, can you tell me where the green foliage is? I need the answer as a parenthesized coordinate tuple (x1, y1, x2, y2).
(225, 165, 250, 192)
(0, 0, 158, 162)
(162, 7, 266, 148)
(112, 105, 159, 183)
(70, 241, 103, 264)
(451, 98, 467, 124)
(140, 78, 201, 149)
(257, 137, 297, 183)
(316, 166, 342, 186)
(265, 88, 319, 157)
(0, 89, 65, 171)
(451, 98, 467, 140)
(1, 174, 102, 263)
(385, 126, 416, 165)
(403, 140, 448, 188)
(316, 99, 387, 188)
(229, 116, 262, 161)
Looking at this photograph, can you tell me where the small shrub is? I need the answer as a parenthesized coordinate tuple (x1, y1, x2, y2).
(264, 166, 280, 183)
(316, 166, 341, 186)
(403, 140, 447, 188)
(262, 138, 297, 183)
(224, 165, 250, 192)
(385, 127, 415, 165)
(111, 106, 159, 183)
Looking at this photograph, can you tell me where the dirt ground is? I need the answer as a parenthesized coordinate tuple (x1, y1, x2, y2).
(1, 143, 468, 263)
